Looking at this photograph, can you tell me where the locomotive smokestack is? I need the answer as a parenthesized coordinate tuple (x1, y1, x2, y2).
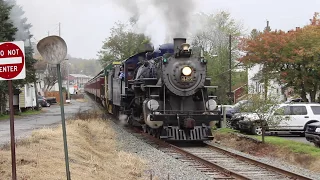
(174, 38, 186, 54)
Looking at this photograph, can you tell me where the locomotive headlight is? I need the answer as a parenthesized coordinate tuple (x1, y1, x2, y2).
(181, 43, 190, 51)
(206, 99, 217, 111)
(147, 99, 159, 111)
(182, 66, 192, 76)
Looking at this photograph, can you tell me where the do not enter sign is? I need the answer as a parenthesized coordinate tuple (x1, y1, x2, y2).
(0, 41, 25, 80)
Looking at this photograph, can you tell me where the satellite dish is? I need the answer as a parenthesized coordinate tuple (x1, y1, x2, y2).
(36, 35, 67, 65)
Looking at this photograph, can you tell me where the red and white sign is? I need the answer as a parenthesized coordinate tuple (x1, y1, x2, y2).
(0, 41, 25, 80)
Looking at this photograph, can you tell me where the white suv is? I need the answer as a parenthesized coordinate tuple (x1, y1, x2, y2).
(238, 103, 320, 135)
(270, 103, 320, 134)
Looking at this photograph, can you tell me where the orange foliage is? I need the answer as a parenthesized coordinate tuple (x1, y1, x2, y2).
(239, 12, 320, 100)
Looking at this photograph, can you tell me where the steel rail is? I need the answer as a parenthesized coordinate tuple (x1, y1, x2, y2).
(206, 143, 313, 180)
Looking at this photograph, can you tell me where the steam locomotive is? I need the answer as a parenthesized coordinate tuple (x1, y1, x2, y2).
(84, 38, 221, 141)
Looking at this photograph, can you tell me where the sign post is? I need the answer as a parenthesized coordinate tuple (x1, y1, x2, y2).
(0, 41, 26, 180)
(37, 36, 71, 180)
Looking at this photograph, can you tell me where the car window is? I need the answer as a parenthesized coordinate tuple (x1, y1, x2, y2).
(291, 106, 307, 115)
(274, 106, 290, 115)
(311, 106, 320, 115)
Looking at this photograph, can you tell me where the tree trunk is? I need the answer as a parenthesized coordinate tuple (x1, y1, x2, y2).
(264, 77, 268, 101)
(308, 83, 318, 102)
(260, 120, 265, 143)
(309, 91, 316, 102)
(263, 67, 268, 101)
(300, 85, 308, 102)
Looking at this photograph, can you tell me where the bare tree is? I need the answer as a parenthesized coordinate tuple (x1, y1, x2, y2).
(34, 60, 68, 92)
(239, 85, 290, 143)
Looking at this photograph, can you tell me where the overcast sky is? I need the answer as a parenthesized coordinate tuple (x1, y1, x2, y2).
(16, 0, 320, 59)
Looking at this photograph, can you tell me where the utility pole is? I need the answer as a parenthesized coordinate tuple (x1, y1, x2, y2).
(59, 22, 61, 36)
(229, 34, 232, 105)
(28, 30, 40, 110)
(67, 62, 70, 100)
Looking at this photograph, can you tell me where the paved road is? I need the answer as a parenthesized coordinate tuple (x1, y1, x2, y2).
(0, 99, 95, 146)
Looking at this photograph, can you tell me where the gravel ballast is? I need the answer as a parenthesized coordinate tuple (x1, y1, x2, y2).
(108, 121, 212, 180)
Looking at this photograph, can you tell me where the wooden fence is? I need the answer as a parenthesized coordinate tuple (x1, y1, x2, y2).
(44, 91, 66, 104)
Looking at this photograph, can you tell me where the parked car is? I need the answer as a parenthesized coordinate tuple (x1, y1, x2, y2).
(217, 105, 235, 119)
(37, 95, 51, 107)
(237, 103, 320, 136)
(45, 96, 57, 104)
(226, 100, 254, 129)
(305, 122, 320, 147)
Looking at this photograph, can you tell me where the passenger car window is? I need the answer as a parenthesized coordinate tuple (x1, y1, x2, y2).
(291, 106, 307, 115)
(311, 106, 320, 115)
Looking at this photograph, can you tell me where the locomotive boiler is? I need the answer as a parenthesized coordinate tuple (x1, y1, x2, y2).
(130, 38, 221, 141)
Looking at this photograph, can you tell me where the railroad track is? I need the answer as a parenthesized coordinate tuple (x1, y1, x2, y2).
(88, 95, 313, 180)
(127, 127, 312, 180)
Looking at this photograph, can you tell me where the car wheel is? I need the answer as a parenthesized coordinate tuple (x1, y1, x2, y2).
(46, 102, 51, 107)
(251, 125, 262, 135)
(226, 119, 232, 128)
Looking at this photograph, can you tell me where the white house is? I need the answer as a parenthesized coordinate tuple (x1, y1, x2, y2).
(6, 83, 37, 111)
(247, 64, 286, 102)
(248, 64, 320, 102)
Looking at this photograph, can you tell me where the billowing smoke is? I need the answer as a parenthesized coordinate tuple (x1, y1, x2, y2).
(112, 0, 140, 23)
(149, 0, 195, 39)
(5, 0, 32, 45)
(111, 0, 197, 45)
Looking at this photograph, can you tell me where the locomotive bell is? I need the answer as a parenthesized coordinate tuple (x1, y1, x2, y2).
(173, 38, 186, 54)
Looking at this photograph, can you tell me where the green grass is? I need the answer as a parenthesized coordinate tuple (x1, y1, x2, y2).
(214, 128, 320, 157)
(249, 135, 320, 157)
(0, 109, 43, 121)
(214, 127, 239, 133)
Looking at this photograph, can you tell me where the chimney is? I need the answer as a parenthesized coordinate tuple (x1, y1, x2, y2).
(173, 38, 186, 54)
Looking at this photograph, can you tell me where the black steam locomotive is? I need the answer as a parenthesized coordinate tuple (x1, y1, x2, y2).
(85, 38, 221, 141)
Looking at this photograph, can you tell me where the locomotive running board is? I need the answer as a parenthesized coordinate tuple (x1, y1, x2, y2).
(204, 86, 218, 89)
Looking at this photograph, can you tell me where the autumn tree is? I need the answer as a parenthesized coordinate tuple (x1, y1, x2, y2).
(240, 12, 320, 102)
(98, 21, 151, 65)
(279, 13, 320, 102)
(191, 11, 245, 104)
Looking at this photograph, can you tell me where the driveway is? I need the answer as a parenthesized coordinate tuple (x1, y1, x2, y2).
(0, 98, 95, 146)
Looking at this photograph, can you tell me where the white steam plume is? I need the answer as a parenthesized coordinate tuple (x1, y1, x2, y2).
(110, 0, 197, 46)
(5, 0, 32, 46)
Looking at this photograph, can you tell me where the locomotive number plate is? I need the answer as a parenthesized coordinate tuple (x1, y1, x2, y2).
(181, 76, 193, 82)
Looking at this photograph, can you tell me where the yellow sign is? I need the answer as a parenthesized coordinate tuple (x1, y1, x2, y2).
(112, 61, 121, 65)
